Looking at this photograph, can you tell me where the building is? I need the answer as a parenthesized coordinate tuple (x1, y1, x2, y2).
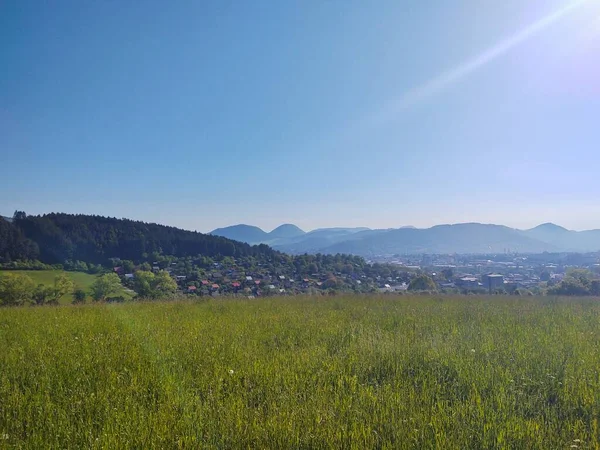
(482, 274, 504, 293)
(457, 277, 479, 289)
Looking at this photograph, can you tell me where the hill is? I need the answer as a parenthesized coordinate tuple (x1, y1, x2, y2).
(4, 213, 277, 265)
(211, 224, 376, 251)
(521, 223, 600, 253)
(210, 223, 306, 244)
(269, 224, 305, 239)
(523, 223, 570, 243)
(209, 224, 268, 244)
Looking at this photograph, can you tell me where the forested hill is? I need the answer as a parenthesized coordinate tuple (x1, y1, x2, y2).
(2, 213, 277, 264)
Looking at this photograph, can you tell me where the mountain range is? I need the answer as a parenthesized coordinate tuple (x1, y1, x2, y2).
(210, 222, 600, 256)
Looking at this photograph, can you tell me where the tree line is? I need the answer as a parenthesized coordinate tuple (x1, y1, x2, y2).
(2, 212, 277, 265)
(0, 270, 180, 306)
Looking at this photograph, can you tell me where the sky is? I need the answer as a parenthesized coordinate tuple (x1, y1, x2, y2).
(2, 0, 600, 233)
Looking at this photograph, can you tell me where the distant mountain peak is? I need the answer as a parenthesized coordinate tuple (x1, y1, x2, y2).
(210, 224, 268, 244)
(269, 224, 305, 239)
(530, 223, 569, 232)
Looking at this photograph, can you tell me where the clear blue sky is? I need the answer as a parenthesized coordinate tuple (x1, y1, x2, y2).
(2, 0, 599, 232)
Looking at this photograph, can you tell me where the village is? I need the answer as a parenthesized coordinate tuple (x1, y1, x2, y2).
(110, 250, 600, 298)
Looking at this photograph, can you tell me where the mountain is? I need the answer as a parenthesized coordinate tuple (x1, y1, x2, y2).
(523, 223, 570, 243)
(319, 223, 557, 256)
(210, 224, 268, 244)
(272, 228, 381, 254)
(210, 224, 305, 244)
(269, 224, 305, 239)
(210, 221, 600, 256)
(522, 223, 600, 253)
(311, 227, 371, 233)
(1, 216, 12, 222)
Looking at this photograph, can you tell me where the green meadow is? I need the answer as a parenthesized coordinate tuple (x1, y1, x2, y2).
(1, 296, 599, 449)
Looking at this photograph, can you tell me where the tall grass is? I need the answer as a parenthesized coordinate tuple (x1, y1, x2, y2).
(1, 295, 599, 448)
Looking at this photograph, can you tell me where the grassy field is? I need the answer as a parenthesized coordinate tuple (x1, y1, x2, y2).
(0, 270, 131, 304)
(1, 295, 599, 449)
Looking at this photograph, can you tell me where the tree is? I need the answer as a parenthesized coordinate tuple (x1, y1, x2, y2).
(32, 284, 52, 306)
(13, 211, 27, 221)
(408, 274, 437, 292)
(153, 270, 177, 297)
(72, 289, 87, 304)
(121, 260, 135, 273)
(566, 268, 593, 287)
(539, 270, 551, 282)
(0, 273, 35, 306)
(323, 276, 343, 290)
(441, 268, 454, 281)
(591, 280, 600, 297)
(90, 273, 122, 301)
(547, 278, 590, 296)
(47, 274, 75, 305)
(134, 271, 155, 297)
(133, 270, 177, 299)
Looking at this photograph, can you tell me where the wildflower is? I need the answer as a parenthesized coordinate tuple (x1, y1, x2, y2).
(228, 369, 234, 375)
(571, 445, 578, 449)
(1, 434, 8, 440)
(573, 439, 582, 443)
(470, 349, 476, 353)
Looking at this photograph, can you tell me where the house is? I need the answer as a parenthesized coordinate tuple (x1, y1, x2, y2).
(551, 273, 564, 282)
(457, 277, 480, 289)
(393, 283, 409, 291)
(232, 282, 241, 288)
(279, 275, 286, 280)
(125, 273, 134, 280)
(211, 284, 219, 289)
(246, 276, 253, 281)
(187, 286, 197, 292)
(176, 275, 187, 281)
(201, 280, 209, 286)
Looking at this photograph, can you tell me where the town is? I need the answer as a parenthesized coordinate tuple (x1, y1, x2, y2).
(107, 250, 600, 298)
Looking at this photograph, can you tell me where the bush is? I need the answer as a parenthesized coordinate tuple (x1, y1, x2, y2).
(72, 289, 87, 304)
